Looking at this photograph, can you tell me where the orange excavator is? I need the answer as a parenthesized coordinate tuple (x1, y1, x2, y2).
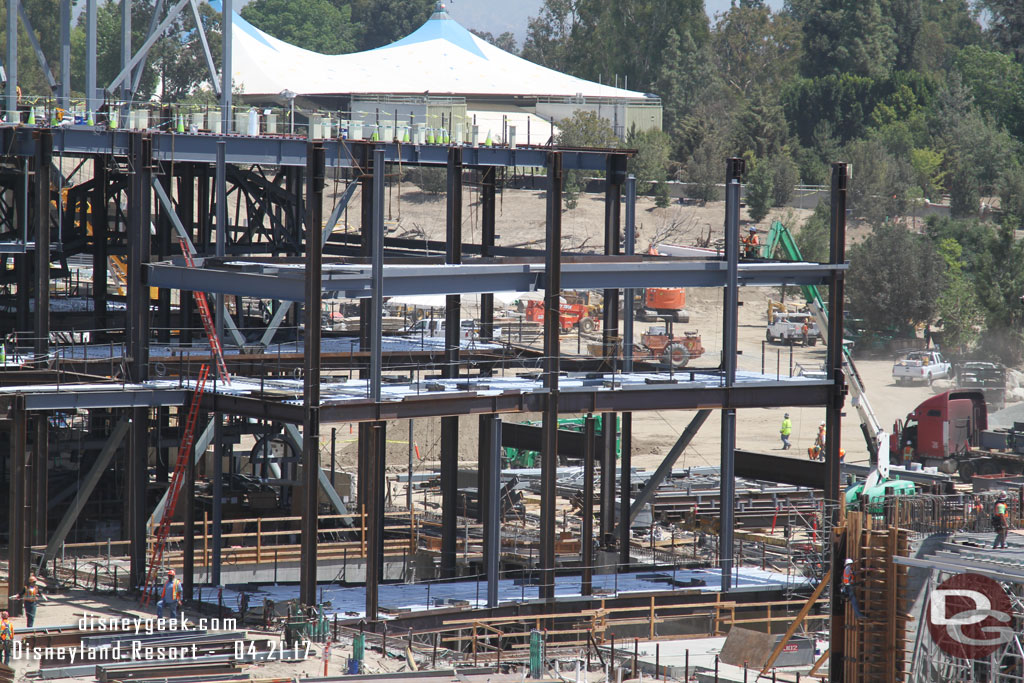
(635, 288, 689, 323)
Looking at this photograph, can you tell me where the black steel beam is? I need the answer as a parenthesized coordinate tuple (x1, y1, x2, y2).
(484, 416, 501, 608)
(91, 157, 109, 337)
(145, 258, 846, 302)
(479, 166, 496, 348)
(299, 142, 325, 607)
(8, 396, 27, 616)
(32, 130, 52, 550)
(365, 421, 385, 620)
(197, 381, 833, 425)
(539, 151, 562, 603)
(734, 450, 826, 488)
(500, 421, 607, 461)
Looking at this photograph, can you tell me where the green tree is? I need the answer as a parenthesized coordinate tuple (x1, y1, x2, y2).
(979, 0, 1024, 64)
(626, 128, 671, 206)
(732, 90, 790, 159)
(684, 137, 725, 204)
(655, 28, 715, 143)
(711, 2, 802, 98)
(745, 158, 774, 223)
(954, 45, 1024, 140)
(795, 200, 830, 262)
(843, 137, 914, 224)
(555, 110, 617, 209)
(846, 223, 943, 332)
(797, 0, 896, 79)
(241, 0, 358, 54)
(996, 159, 1024, 223)
(521, 0, 582, 73)
(349, 0, 435, 51)
(771, 153, 799, 206)
(935, 238, 983, 352)
(468, 29, 518, 53)
(888, 0, 923, 71)
(909, 147, 946, 200)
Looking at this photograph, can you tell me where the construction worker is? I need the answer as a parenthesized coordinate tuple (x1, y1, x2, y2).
(841, 559, 865, 618)
(12, 574, 46, 627)
(801, 322, 809, 346)
(741, 226, 760, 258)
(993, 492, 1011, 549)
(157, 569, 183, 619)
(780, 413, 792, 450)
(0, 611, 13, 665)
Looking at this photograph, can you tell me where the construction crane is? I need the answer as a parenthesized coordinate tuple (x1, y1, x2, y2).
(764, 220, 885, 462)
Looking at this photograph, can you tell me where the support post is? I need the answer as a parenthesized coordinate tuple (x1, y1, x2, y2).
(365, 422, 386, 619)
(720, 158, 743, 593)
(440, 147, 462, 579)
(32, 130, 52, 548)
(618, 413, 631, 566)
(300, 142, 325, 607)
(127, 132, 152, 591)
(539, 151, 562, 602)
(211, 141, 226, 588)
(369, 148, 384, 401)
(485, 416, 502, 608)
(183, 413, 198, 600)
(5, 0, 16, 120)
(8, 397, 27, 615)
(86, 0, 97, 111)
(220, 0, 232, 133)
(92, 158, 108, 335)
(826, 162, 849, 683)
(581, 415, 596, 596)
(120, 0, 130, 104)
(60, 0, 71, 108)
(479, 166, 496, 352)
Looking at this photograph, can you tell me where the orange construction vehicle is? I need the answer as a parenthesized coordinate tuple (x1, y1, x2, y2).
(523, 299, 601, 334)
(634, 288, 690, 323)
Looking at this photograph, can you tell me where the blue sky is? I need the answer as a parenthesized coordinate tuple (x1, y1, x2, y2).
(445, 0, 786, 45)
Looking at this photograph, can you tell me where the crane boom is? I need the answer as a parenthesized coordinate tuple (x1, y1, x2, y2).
(764, 221, 885, 461)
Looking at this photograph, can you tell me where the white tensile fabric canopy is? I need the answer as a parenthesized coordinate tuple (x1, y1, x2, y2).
(216, 2, 649, 100)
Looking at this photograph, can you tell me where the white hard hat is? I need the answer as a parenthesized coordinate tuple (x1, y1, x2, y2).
(820, 420, 826, 426)
(845, 559, 853, 565)
(748, 226, 757, 232)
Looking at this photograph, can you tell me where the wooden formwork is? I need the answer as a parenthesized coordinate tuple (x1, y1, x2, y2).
(841, 512, 911, 682)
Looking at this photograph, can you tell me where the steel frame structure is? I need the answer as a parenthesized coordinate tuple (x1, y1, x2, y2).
(0, 124, 850, 678)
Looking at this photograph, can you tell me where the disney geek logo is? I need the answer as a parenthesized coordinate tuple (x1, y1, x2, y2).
(927, 573, 1014, 659)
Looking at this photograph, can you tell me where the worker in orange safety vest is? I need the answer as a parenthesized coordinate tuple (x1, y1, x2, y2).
(741, 226, 760, 258)
(0, 611, 13, 665)
(157, 569, 183, 619)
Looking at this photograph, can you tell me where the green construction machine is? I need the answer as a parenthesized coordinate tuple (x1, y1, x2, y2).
(503, 415, 621, 468)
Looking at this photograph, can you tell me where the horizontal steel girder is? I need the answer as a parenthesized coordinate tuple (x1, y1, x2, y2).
(0, 386, 187, 411)
(201, 380, 832, 425)
(0, 128, 622, 170)
(146, 258, 846, 301)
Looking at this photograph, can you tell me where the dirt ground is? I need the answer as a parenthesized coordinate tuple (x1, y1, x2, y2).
(310, 184, 939, 475)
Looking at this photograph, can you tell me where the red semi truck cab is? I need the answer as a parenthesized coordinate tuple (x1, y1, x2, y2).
(890, 390, 987, 465)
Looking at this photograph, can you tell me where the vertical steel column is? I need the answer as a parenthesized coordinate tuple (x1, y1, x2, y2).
(479, 166, 496, 348)
(127, 133, 152, 591)
(477, 415, 492, 524)
(177, 165, 194, 344)
(356, 144, 372, 514)
(31, 131, 52, 548)
(85, 0, 97, 112)
(826, 162, 849, 683)
(8, 397, 28, 615)
(5, 0, 16, 120)
(581, 415, 596, 596)
(15, 162, 29, 334)
(365, 422, 386, 620)
(183, 413, 197, 600)
(120, 0, 130, 105)
(92, 158, 108, 336)
(539, 152, 562, 602)
(156, 168, 173, 343)
(484, 416, 502, 607)
(720, 158, 743, 593)
(211, 141, 226, 587)
(300, 142, 325, 607)
(369, 148, 384, 402)
(220, 0, 232, 133)
(59, 0, 71, 108)
(618, 174, 636, 566)
(440, 148, 463, 579)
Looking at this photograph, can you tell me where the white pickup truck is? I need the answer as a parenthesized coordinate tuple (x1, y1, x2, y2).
(892, 350, 952, 385)
(766, 312, 821, 345)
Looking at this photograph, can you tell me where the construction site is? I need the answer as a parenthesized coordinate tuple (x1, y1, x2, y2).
(3, 2, 1024, 683)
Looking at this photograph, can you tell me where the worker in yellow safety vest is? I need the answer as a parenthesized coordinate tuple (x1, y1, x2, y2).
(157, 569, 183, 619)
(12, 575, 47, 627)
(0, 611, 13, 665)
(779, 413, 792, 450)
(993, 492, 1011, 549)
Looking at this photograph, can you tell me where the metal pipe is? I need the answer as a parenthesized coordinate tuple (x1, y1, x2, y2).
(623, 175, 636, 373)
(6, 0, 17, 119)
(440, 147, 462, 578)
(370, 147, 384, 401)
(60, 0, 71, 108)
